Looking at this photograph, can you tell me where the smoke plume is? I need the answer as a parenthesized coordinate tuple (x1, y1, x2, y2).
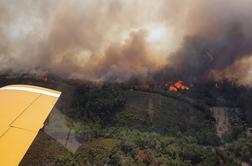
(159, 0, 252, 84)
(1, 0, 252, 84)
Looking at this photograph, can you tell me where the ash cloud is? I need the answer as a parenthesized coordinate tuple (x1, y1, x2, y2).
(160, 0, 252, 84)
(1, 0, 252, 84)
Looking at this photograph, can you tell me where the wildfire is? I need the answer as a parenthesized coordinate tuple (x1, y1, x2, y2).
(167, 81, 190, 93)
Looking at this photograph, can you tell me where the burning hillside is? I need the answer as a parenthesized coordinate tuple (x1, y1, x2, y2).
(0, 72, 249, 165)
(1, 1, 252, 165)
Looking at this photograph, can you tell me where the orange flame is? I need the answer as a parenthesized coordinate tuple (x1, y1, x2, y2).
(166, 81, 190, 93)
(169, 85, 178, 93)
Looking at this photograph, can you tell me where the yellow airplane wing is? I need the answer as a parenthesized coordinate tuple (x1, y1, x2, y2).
(0, 85, 61, 166)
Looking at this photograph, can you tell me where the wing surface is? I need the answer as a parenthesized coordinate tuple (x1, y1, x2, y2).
(0, 85, 61, 166)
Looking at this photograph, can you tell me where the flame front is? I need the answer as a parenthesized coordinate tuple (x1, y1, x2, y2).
(167, 81, 189, 93)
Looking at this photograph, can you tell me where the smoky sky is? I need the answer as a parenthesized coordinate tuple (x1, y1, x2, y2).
(1, 0, 252, 84)
(160, 0, 252, 84)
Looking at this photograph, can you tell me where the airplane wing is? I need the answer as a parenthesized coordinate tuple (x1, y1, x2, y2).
(0, 85, 61, 166)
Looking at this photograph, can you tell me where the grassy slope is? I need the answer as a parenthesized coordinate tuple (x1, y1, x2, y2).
(112, 90, 217, 143)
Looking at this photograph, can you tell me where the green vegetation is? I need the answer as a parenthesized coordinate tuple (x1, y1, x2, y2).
(112, 91, 219, 146)
(2, 75, 251, 165)
(227, 137, 252, 161)
(56, 127, 219, 166)
(52, 84, 222, 165)
(68, 84, 126, 125)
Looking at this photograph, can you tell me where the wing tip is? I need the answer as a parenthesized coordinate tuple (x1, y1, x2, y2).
(0, 84, 62, 98)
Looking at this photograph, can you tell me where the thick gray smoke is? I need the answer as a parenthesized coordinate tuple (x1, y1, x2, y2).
(159, 0, 252, 84)
(1, 0, 252, 84)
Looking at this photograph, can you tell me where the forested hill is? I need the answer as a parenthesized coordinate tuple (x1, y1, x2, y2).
(0, 73, 251, 165)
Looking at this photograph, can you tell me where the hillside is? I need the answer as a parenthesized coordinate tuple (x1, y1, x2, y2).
(112, 90, 218, 145)
(0, 74, 251, 165)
